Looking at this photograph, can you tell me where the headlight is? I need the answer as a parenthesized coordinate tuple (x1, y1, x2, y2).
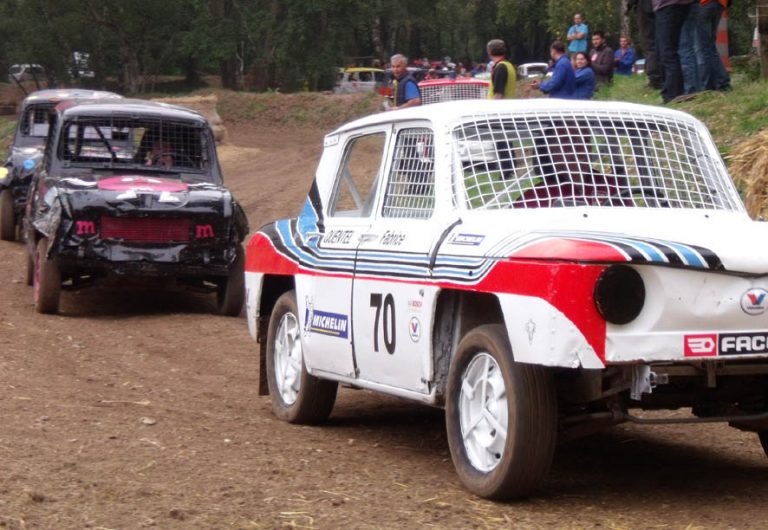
(593, 265, 645, 325)
(0, 167, 8, 181)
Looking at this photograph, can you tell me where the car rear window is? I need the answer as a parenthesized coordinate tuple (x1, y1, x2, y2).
(58, 116, 212, 174)
(453, 111, 740, 211)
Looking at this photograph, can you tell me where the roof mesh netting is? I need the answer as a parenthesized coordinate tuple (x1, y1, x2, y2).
(453, 110, 739, 210)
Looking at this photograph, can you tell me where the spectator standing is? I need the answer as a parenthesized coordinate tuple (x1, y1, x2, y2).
(531, 41, 576, 99)
(679, 1, 702, 93)
(589, 31, 615, 86)
(698, 0, 731, 91)
(614, 36, 637, 75)
(573, 52, 596, 99)
(629, 0, 663, 89)
(654, 0, 694, 103)
(389, 54, 421, 110)
(486, 39, 517, 99)
(567, 13, 590, 55)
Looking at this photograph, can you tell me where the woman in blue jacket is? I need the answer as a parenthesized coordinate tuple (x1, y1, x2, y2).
(573, 52, 595, 100)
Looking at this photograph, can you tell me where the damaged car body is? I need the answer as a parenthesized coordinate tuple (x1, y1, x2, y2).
(1, 89, 122, 241)
(25, 99, 248, 315)
(244, 99, 768, 499)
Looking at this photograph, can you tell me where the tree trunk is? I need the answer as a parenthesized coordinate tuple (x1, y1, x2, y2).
(372, 16, 384, 63)
(621, 0, 631, 38)
(759, 1, 768, 78)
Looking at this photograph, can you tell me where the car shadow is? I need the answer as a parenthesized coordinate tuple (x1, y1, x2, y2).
(59, 284, 223, 318)
(319, 390, 768, 500)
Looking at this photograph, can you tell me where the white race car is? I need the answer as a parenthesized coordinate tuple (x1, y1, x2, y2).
(245, 99, 768, 499)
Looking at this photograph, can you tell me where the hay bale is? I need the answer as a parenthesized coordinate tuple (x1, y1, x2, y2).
(728, 129, 768, 219)
(152, 94, 227, 144)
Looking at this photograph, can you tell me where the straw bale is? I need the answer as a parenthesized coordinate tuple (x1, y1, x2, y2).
(728, 129, 768, 219)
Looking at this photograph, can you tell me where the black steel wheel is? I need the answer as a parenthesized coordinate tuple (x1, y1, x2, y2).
(217, 245, 245, 316)
(33, 237, 61, 314)
(0, 189, 16, 242)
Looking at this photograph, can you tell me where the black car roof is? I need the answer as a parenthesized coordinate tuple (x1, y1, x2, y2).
(59, 99, 208, 125)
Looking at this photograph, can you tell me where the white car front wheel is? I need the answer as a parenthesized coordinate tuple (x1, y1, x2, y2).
(266, 290, 337, 424)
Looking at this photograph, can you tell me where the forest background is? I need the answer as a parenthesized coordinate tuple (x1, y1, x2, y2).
(0, 0, 758, 95)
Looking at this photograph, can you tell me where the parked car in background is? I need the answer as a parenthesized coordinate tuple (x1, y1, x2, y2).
(8, 63, 46, 86)
(1, 89, 122, 241)
(25, 99, 248, 315)
(517, 62, 549, 79)
(633, 58, 646, 75)
(244, 99, 768, 499)
(419, 77, 489, 105)
(333, 67, 389, 95)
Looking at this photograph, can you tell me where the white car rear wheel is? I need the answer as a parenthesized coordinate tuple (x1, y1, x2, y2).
(446, 324, 557, 499)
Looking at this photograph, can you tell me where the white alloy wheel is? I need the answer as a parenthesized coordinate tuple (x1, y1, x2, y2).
(459, 352, 508, 472)
(273, 311, 303, 405)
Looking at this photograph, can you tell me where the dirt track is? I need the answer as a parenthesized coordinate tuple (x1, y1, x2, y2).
(1, 120, 768, 529)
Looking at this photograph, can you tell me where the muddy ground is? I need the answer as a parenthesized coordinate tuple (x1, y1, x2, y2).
(1, 115, 768, 529)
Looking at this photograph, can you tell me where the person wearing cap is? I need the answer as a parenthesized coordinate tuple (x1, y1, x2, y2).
(486, 39, 516, 99)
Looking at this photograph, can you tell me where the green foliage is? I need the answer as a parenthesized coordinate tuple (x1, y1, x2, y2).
(0, 0, 759, 94)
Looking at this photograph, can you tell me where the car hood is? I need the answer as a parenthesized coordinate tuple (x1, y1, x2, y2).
(443, 208, 766, 275)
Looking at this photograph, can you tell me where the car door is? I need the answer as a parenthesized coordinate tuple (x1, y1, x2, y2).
(351, 123, 446, 394)
(298, 126, 390, 380)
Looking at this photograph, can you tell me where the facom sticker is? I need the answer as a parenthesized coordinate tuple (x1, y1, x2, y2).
(23, 159, 36, 171)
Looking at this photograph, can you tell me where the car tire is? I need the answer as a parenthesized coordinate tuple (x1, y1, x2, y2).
(217, 245, 245, 316)
(758, 431, 768, 456)
(25, 249, 34, 286)
(445, 323, 557, 499)
(266, 290, 338, 424)
(0, 189, 16, 242)
(34, 237, 61, 314)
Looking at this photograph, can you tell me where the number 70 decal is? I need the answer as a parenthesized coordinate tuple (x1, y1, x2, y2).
(370, 293, 396, 354)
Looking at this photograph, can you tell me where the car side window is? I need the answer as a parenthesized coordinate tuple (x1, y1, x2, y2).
(382, 128, 435, 219)
(330, 132, 386, 217)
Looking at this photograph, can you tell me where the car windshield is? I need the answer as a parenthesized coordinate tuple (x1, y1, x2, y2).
(58, 115, 212, 177)
(19, 103, 56, 141)
(453, 111, 740, 210)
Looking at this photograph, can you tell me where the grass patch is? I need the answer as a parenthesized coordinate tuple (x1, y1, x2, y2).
(0, 116, 16, 152)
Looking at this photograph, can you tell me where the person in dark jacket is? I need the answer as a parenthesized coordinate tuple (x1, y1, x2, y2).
(531, 41, 576, 99)
(389, 54, 421, 111)
(589, 31, 614, 86)
(573, 52, 596, 99)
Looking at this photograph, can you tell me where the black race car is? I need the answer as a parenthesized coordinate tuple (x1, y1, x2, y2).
(1, 89, 122, 241)
(25, 99, 248, 315)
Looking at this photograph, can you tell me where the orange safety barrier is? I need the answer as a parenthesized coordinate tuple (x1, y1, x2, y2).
(717, 7, 731, 70)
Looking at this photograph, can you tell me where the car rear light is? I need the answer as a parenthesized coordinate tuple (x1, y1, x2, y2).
(101, 216, 190, 242)
(593, 265, 645, 325)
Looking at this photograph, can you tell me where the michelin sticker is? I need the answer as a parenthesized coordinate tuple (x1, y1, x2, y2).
(305, 306, 349, 339)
